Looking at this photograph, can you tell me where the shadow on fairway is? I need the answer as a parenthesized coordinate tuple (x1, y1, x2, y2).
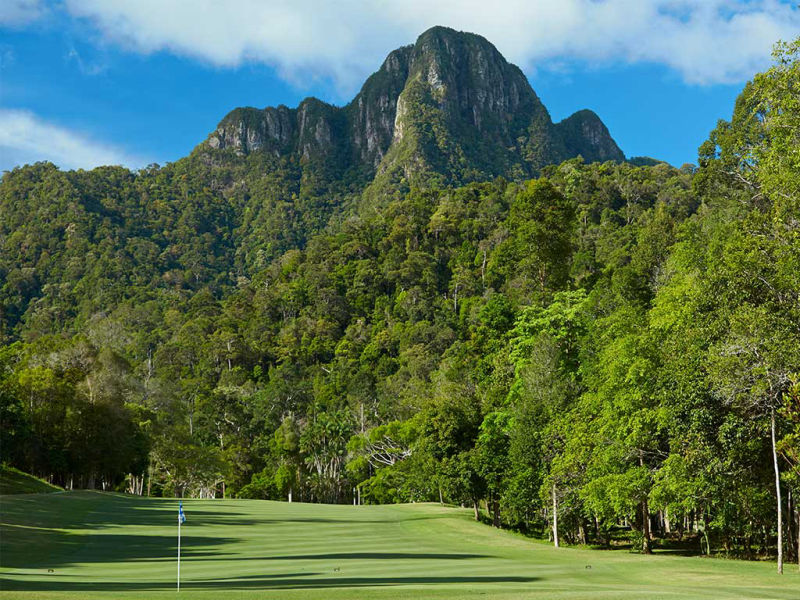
(0, 527, 236, 570)
(251, 552, 493, 560)
(2, 574, 539, 592)
(124, 551, 493, 563)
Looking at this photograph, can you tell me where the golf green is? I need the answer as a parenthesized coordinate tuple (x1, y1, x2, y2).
(1, 492, 798, 599)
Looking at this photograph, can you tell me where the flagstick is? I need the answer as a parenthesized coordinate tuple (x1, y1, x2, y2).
(177, 511, 181, 592)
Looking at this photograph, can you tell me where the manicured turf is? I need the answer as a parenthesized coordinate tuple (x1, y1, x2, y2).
(0, 492, 798, 599)
(0, 466, 62, 495)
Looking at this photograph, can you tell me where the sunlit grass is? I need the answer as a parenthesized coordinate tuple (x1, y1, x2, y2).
(0, 466, 61, 495)
(1, 491, 797, 599)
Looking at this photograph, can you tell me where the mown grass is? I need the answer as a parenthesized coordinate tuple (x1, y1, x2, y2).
(0, 466, 62, 495)
(0, 491, 798, 599)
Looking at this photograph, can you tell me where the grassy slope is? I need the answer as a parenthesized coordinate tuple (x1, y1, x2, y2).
(0, 466, 62, 495)
(0, 492, 797, 599)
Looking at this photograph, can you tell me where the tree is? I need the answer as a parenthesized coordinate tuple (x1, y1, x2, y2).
(708, 306, 798, 572)
(697, 39, 800, 572)
(507, 290, 588, 546)
(274, 415, 301, 502)
(417, 387, 483, 519)
(475, 411, 512, 527)
(488, 179, 575, 299)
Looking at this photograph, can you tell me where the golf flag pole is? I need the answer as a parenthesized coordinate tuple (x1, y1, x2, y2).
(178, 501, 186, 591)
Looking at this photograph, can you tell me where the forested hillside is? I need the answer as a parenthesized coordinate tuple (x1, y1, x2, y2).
(1, 30, 798, 569)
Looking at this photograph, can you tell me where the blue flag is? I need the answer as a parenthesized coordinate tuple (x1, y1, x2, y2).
(179, 501, 186, 524)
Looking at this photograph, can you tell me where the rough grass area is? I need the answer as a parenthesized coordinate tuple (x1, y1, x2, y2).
(0, 492, 798, 599)
(0, 466, 62, 495)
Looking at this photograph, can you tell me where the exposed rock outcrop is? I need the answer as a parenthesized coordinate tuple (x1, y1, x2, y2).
(203, 26, 624, 184)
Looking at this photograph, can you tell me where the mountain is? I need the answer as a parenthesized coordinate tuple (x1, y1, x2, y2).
(203, 26, 624, 189)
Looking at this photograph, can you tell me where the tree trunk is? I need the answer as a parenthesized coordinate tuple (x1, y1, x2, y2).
(771, 407, 783, 574)
(787, 490, 794, 565)
(473, 499, 480, 522)
(641, 499, 652, 554)
(593, 515, 602, 545)
(552, 484, 559, 548)
(639, 454, 652, 554)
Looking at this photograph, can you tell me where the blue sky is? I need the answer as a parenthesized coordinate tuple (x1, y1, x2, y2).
(1, 1, 798, 172)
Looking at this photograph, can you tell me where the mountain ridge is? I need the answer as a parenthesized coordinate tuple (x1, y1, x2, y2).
(203, 26, 624, 186)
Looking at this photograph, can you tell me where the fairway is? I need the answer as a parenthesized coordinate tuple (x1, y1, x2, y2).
(1, 492, 798, 599)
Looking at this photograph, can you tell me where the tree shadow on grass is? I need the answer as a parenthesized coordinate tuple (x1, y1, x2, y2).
(0, 526, 235, 570)
(124, 551, 493, 563)
(1, 574, 539, 592)
(247, 552, 494, 560)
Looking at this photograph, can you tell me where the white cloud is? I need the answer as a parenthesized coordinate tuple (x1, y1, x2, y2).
(0, 0, 44, 26)
(52, 0, 800, 94)
(0, 109, 144, 172)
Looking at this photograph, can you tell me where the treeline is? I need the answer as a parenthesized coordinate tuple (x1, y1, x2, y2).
(1, 41, 799, 567)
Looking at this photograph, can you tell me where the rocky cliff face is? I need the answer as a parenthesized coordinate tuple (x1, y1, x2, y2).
(203, 26, 624, 184)
(346, 46, 412, 167)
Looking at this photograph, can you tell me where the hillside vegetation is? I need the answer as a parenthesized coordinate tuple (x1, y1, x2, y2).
(0, 465, 61, 495)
